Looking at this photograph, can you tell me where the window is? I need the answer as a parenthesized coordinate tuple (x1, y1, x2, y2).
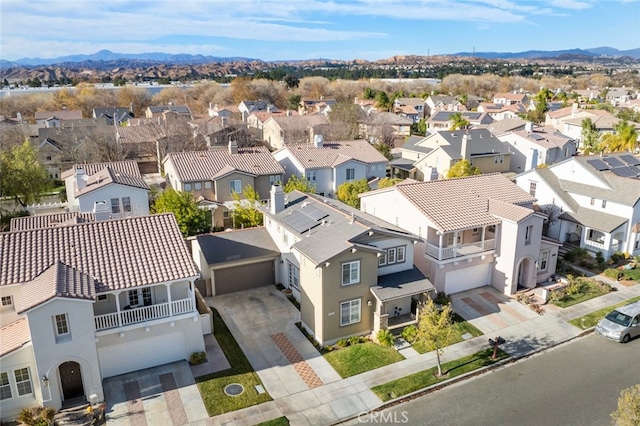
(97, 294, 108, 301)
(0, 372, 11, 400)
(397, 246, 406, 263)
(472, 228, 480, 235)
(283, 232, 288, 244)
(446, 233, 462, 246)
(122, 197, 131, 213)
(601, 200, 607, 209)
(55, 314, 69, 336)
(184, 183, 192, 191)
(590, 197, 595, 206)
(128, 288, 152, 307)
(194, 182, 202, 190)
(287, 261, 299, 290)
(14, 368, 32, 397)
(229, 179, 241, 194)
(204, 181, 212, 189)
(269, 175, 280, 186)
(378, 252, 387, 266)
(525, 225, 533, 244)
(341, 261, 360, 286)
(46, 155, 52, 161)
(305, 170, 316, 182)
(388, 248, 396, 264)
(110, 198, 120, 214)
(1, 296, 12, 307)
(379, 246, 406, 267)
(346, 168, 355, 181)
(539, 250, 549, 272)
(529, 182, 537, 197)
(340, 299, 361, 326)
(494, 155, 504, 164)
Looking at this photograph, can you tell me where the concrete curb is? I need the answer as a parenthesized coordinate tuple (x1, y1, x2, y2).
(331, 328, 594, 426)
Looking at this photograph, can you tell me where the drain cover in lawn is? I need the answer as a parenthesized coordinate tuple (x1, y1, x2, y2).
(224, 384, 244, 396)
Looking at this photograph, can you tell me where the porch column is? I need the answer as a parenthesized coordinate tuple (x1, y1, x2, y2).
(481, 226, 486, 251)
(165, 283, 173, 317)
(115, 291, 122, 328)
(438, 232, 444, 260)
(453, 231, 459, 257)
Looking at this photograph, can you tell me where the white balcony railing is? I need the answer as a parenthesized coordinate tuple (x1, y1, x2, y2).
(94, 298, 194, 331)
(426, 239, 496, 261)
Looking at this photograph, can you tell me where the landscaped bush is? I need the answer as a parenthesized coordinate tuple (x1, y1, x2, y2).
(434, 291, 451, 306)
(604, 268, 623, 280)
(376, 329, 395, 347)
(595, 251, 605, 264)
(17, 406, 55, 426)
(401, 325, 418, 343)
(550, 288, 567, 302)
(610, 252, 625, 264)
(348, 336, 361, 346)
(566, 278, 585, 296)
(189, 351, 207, 365)
(336, 338, 349, 348)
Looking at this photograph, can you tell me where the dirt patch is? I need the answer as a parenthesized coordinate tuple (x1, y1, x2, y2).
(618, 279, 637, 287)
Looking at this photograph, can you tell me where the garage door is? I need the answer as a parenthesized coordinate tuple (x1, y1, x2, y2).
(213, 260, 275, 295)
(98, 333, 186, 378)
(444, 263, 490, 294)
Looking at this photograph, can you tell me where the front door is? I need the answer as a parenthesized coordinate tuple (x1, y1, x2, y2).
(59, 361, 84, 400)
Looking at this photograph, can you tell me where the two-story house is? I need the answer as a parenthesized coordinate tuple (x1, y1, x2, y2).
(496, 123, 577, 173)
(163, 142, 284, 228)
(145, 105, 192, 120)
(360, 173, 559, 296)
(0, 214, 205, 422)
(238, 100, 279, 122)
(35, 110, 83, 128)
(492, 92, 530, 107)
(272, 137, 388, 198)
(477, 102, 527, 121)
(62, 161, 150, 219)
(262, 114, 330, 150)
(425, 95, 462, 117)
(515, 153, 640, 259)
(394, 98, 426, 121)
(425, 111, 493, 134)
(359, 113, 413, 144)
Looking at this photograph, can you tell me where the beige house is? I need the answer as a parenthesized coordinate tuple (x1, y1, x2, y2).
(162, 142, 284, 228)
(262, 114, 329, 150)
(360, 173, 560, 296)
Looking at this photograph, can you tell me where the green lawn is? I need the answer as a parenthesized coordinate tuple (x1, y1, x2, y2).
(323, 342, 405, 378)
(621, 268, 640, 282)
(256, 417, 290, 426)
(550, 280, 612, 308)
(372, 348, 509, 402)
(569, 296, 640, 329)
(196, 308, 272, 416)
(412, 313, 483, 354)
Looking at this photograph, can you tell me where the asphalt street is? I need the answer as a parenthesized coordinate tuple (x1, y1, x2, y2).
(379, 334, 639, 426)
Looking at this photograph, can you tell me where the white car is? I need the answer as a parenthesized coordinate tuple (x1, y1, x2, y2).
(595, 301, 640, 343)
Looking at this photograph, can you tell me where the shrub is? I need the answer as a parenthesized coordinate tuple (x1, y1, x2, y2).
(17, 407, 55, 426)
(336, 338, 349, 348)
(595, 281, 613, 293)
(401, 325, 418, 343)
(517, 293, 531, 305)
(595, 251, 605, 264)
(376, 329, 395, 347)
(604, 268, 623, 280)
(550, 289, 566, 302)
(610, 252, 624, 264)
(189, 351, 207, 365)
(348, 336, 361, 346)
(566, 279, 585, 296)
(579, 260, 591, 268)
(434, 291, 451, 306)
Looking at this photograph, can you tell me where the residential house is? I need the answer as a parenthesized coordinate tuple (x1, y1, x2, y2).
(92, 107, 133, 126)
(35, 110, 83, 128)
(477, 102, 526, 121)
(553, 109, 640, 149)
(606, 88, 634, 106)
(272, 138, 388, 198)
(360, 173, 558, 295)
(394, 98, 426, 121)
(354, 98, 378, 116)
(238, 100, 278, 122)
(262, 113, 330, 150)
(10, 212, 96, 232)
(38, 139, 64, 179)
(492, 92, 530, 107)
(399, 129, 512, 180)
(247, 110, 299, 141)
(425, 111, 493, 134)
(0, 214, 205, 422)
(207, 103, 240, 119)
(299, 98, 337, 116)
(484, 117, 529, 135)
(188, 115, 250, 149)
(145, 105, 192, 120)
(162, 142, 284, 228)
(359, 112, 413, 145)
(425, 95, 462, 117)
(573, 89, 600, 104)
(496, 123, 577, 173)
(62, 161, 150, 219)
(515, 153, 640, 259)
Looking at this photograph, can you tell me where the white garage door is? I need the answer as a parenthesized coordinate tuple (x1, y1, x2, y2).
(98, 332, 186, 378)
(444, 263, 490, 294)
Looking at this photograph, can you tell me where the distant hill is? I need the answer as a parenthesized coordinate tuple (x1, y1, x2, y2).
(452, 47, 640, 60)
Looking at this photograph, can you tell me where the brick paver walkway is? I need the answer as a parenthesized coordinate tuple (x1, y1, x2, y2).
(123, 381, 147, 426)
(159, 373, 188, 426)
(271, 332, 324, 389)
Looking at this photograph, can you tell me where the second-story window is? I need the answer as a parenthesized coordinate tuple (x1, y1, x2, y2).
(525, 225, 533, 244)
(111, 198, 120, 214)
(122, 197, 131, 213)
(54, 314, 69, 336)
(601, 200, 607, 209)
(229, 179, 242, 194)
(346, 168, 355, 181)
(194, 182, 202, 190)
(341, 260, 360, 286)
(1, 296, 12, 308)
(184, 183, 192, 191)
(269, 175, 280, 186)
(529, 182, 537, 197)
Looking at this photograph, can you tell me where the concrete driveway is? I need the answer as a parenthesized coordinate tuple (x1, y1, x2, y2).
(451, 287, 540, 334)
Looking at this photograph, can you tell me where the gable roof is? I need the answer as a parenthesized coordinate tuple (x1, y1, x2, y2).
(266, 114, 329, 131)
(164, 147, 284, 182)
(427, 110, 493, 125)
(374, 173, 536, 232)
(147, 105, 191, 115)
(10, 212, 97, 231)
(280, 139, 388, 169)
(0, 214, 198, 292)
(510, 127, 575, 149)
(61, 160, 141, 179)
(195, 227, 280, 266)
(35, 110, 83, 121)
(484, 118, 528, 135)
(428, 129, 510, 159)
(76, 166, 150, 196)
(367, 112, 413, 126)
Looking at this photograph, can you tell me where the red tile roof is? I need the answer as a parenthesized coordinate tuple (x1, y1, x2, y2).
(0, 318, 31, 357)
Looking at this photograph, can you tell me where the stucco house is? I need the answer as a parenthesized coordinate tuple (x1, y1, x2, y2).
(515, 153, 640, 259)
(360, 112, 413, 143)
(62, 161, 150, 219)
(163, 142, 284, 228)
(35, 110, 83, 128)
(425, 95, 462, 117)
(262, 114, 330, 150)
(425, 111, 493, 134)
(496, 123, 577, 173)
(145, 105, 192, 120)
(492, 92, 530, 107)
(477, 102, 526, 121)
(0, 214, 206, 422)
(360, 173, 559, 296)
(272, 137, 388, 198)
(238, 100, 279, 122)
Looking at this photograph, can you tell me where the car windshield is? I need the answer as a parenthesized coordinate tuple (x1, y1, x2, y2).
(605, 310, 632, 326)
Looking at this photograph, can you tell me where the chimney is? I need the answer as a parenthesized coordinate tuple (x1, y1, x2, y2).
(228, 139, 238, 155)
(221, 116, 227, 127)
(93, 200, 111, 221)
(571, 102, 578, 118)
(461, 133, 471, 160)
(286, 110, 292, 116)
(267, 106, 272, 114)
(525, 122, 533, 133)
(76, 167, 87, 190)
(270, 184, 285, 214)
(313, 134, 324, 148)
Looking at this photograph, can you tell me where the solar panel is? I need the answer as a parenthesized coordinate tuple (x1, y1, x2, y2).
(282, 210, 320, 234)
(529, 134, 545, 141)
(300, 205, 329, 221)
(629, 166, 640, 175)
(586, 159, 609, 171)
(603, 157, 624, 168)
(620, 154, 640, 166)
(611, 167, 637, 178)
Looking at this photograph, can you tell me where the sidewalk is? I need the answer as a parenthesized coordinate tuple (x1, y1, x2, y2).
(205, 275, 640, 426)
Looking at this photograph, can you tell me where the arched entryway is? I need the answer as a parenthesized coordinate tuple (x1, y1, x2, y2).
(516, 257, 535, 289)
(58, 361, 84, 400)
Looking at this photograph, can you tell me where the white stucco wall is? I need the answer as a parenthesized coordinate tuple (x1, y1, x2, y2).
(0, 345, 38, 422)
(77, 185, 149, 218)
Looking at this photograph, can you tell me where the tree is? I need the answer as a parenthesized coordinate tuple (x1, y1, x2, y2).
(336, 179, 369, 209)
(411, 118, 426, 136)
(599, 119, 638, 153)
(449, 112, 470, 131)
(287, 94, 302, 111)
(373, 142, 393, 161)
(0, 141, 51, 208)
(375, 91, 392, 111)
(327, 101, 365, 140)
(416, 297, 456, 377)
(378, 177, 402, 188)
(446, 159, 480, 178)
(151, 188, 208, 237)
(283, 74, 300, 90)
(611, 384, 640, 426)
(283, 175, 315, 194)
(580, 118, 601, 154)
(231, 185, 263, 229)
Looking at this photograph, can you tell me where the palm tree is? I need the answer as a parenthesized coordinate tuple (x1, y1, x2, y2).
(449, 112, 470, 130)
(599, 119, 638, 153)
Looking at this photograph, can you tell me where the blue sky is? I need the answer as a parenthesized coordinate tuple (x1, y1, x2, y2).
(1, 0, 638, 62)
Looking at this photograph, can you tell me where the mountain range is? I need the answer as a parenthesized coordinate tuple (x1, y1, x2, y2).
(3, 47, 640, 67)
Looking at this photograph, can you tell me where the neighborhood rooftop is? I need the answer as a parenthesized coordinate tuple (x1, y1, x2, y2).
(279, 139, 388, 168)
(61, 160, 142, 179)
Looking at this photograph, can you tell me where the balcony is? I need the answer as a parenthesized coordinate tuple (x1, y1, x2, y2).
(94, 298, 194, 331)
(426, 239, 496, 261)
